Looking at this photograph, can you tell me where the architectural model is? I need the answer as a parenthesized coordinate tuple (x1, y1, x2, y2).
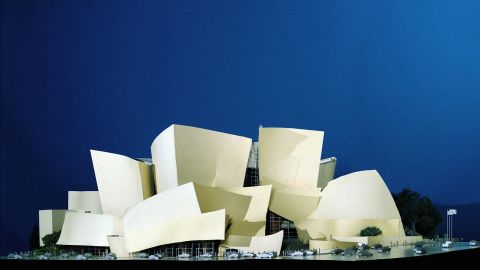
(39, 124, 421, 257)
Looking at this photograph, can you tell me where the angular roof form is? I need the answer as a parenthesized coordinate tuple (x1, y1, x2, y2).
(151, 125, 252, 193)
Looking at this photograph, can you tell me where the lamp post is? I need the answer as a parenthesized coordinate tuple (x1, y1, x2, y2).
(447, 209, 457, 241)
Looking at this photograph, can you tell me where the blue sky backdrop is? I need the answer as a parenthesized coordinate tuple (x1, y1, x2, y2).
(2, 0, 480, 253)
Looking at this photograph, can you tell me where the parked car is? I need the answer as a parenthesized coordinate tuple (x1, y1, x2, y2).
(304, 250, 315, 256)
(469, 240, 477, 247)
(227, 252, 239, 259)
(357, 250, 373, 258)
(7, 254, 22, 260)
(415, 247, 427, 255)
(373, 244, 383, 250)
(331, 248, 344, 255)
(256, 252, 274, 259)
(138, 252, 149, 258)
(198, 252, 213, 258)
(241, 252, 254, 258)
(442, 241, 453, 248)
(381, 247, 391, 253)
(359, 244, 371, 250)
(289, 251, 304, 257)
(342, 248, 356, 256)
(75, 255, 87, 260)
(148, 255, 159, 260)
(178, 252, 191, 258)
(105, 253, 117, 260)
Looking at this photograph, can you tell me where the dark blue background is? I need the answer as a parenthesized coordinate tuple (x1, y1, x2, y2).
(2, 0, 480, 253)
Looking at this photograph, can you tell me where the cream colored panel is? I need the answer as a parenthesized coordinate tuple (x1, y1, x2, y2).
(223, 185, 272, 222)
(174, 125, 252, 188)
(221, 231, 283, 255)
(296, 226, 325, 244)
(91, 150, 148, 216)
(193, 184, 251, 224)
(57, 212, 123, 246)
(317, 157, 336, 189)
(249, 231, 284, 254)
(259, 127, 324, 189)
(332, 236, 369, 244)
(312, 170, 403, 221)
(123, 182, 201, 233)
(150, 125, 178, 193)
(222, 235, 252, 247)
(269, 187, 321, 221)
(39, 210, 67, 246)
(227, 221, 266, 236)
(107, 235, 129, 258)
(138, 162, 156, 199)
(124, 210, 226, 253)
(68, 191, 102, 214)
(151, 125, 252, 193)
(295, 218, 403, 240)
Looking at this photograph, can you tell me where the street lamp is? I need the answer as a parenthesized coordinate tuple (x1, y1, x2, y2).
(447, 209, 457, 241)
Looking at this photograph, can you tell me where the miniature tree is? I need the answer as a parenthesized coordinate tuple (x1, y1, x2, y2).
(359, 226, 382, 236)
(42, 231, 61, 246)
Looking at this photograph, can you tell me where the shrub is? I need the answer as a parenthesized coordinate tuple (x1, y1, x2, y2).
(41, 231, 61, 246)
(360, 226, 382, 237)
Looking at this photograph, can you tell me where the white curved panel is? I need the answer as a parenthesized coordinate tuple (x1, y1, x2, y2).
(57, 212, 123, 246)
(295, 218, 404, 240)
(269, 187, 321, 221)
(221, 230, 283, 255)
(123, 182, 201, 233)
(151, 125, 252, 193)
(91, 150, 155, 216)
(223, 185, 272, 223)
(312, 170, 403, 220)
(249, 230, 284, 254)
(68, 191, 102, 214)
(107, 235, 128, 258)
(124, 210, 226, 252)
(193, 184, 251, 224)
(295, 170, 406, 240)
(259, 127, 324, 189)
(150, 125, 178, 193)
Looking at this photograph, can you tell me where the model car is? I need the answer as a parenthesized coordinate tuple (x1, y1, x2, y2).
(331, 248, 344, 255)
(381, 246, 391, 253)
(289, 251, 304, 256)
(442, 241, 452, 248)
(256, 252, 274, 259)
(415, 247, 427, 254)
(357, 250, 373, 257)
(198, 252, 213, 258)
(178, 252, 191, 258)
(342, 248, 356, 256)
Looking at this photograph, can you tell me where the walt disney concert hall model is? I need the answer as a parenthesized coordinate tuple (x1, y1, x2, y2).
(39, 125, 421, 257)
